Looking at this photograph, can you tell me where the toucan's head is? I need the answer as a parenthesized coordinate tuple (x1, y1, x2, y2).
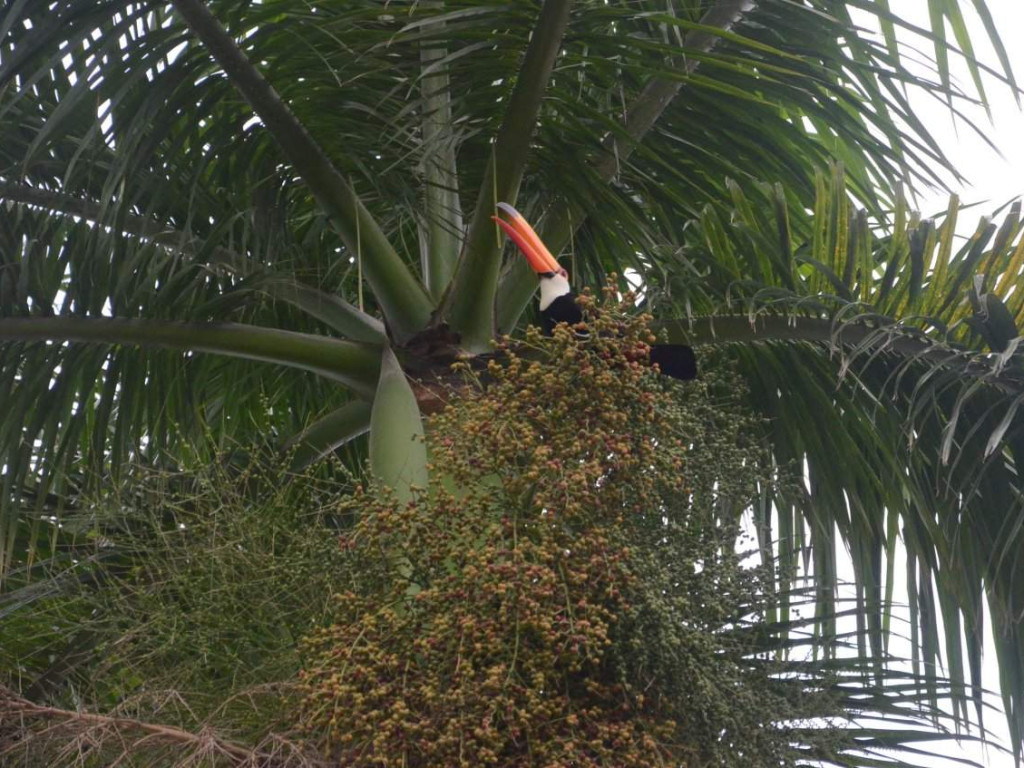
(493, 202, 571, 310)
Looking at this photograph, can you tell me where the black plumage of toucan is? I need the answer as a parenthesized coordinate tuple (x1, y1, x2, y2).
(493, 202, 698, 381)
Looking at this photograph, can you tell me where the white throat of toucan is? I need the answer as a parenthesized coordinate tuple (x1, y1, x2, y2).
(538, 273, 572, 312)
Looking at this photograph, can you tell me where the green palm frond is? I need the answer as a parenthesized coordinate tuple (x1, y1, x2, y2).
(2, 0, 1022, 761)
(598, 166, 1024, 761)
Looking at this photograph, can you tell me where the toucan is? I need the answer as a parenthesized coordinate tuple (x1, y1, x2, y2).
(494, 203, 698, 381)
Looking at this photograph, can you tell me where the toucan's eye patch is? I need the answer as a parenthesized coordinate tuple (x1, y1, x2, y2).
(494, 203, 562, 275)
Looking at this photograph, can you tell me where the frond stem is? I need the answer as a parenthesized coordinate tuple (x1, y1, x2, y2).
(443, 0, 574, 351)
(169, 0, 433, 341)
(0, 317, 381, 396)
(495, 0, 756, 333)
(661, 314, 1024, 396)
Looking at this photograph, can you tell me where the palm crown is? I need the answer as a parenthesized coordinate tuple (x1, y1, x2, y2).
(2, 0, 1023, 762)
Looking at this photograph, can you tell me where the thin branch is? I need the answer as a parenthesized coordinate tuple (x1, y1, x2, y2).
(0, 687, 324, 766)
(169, 0, 434, 341)
(495, 0, 756, 333)
(0, 317, 382, 396)
(443, 0, 574, 351)
(0, 692, 251, 761)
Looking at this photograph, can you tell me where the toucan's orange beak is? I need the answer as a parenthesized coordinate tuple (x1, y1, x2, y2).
(493, 202, 562, 275)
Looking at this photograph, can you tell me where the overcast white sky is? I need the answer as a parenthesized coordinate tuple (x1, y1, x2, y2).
(889, 0, 1024, 218)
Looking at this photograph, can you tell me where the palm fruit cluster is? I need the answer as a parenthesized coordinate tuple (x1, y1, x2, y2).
(297, 285, 834, 766)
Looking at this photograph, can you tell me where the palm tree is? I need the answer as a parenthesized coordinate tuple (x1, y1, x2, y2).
(2, 0, 1022, 762)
